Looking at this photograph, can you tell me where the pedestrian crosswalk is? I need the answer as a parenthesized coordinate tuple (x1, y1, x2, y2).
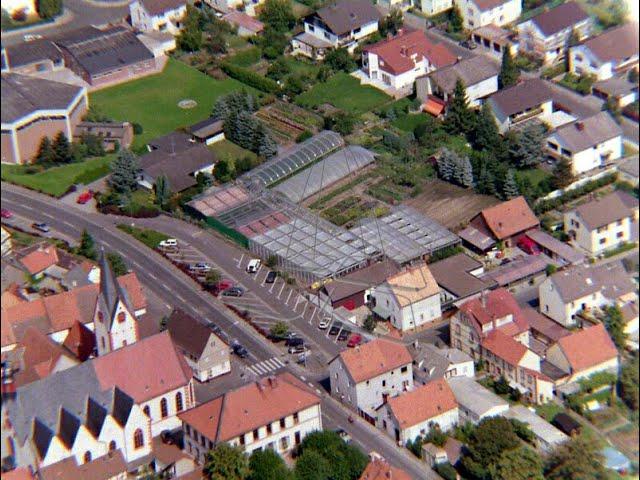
(247, 357, 286, 376)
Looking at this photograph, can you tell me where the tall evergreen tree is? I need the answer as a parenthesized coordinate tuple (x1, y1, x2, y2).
(472, 102, 501, 152)
(499, 48, 519, 89)
(254, 123, 278, 159)
(552, 157, 574, 189)
(35, 136, 56, 165)
(444, 79, 475, 135)
(154, 175, 172, 210)
(448, 5, 464, 32)
(503, 169, 520, 199)
(52, 131, 72, 163)
(108, 149, 140, 194)
(460, 156, 474, 188)
(437, 148, 456, 181)
(508, 123, 546, 168)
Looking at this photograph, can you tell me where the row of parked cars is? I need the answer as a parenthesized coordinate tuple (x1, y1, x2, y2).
(318, 318, 362, 347)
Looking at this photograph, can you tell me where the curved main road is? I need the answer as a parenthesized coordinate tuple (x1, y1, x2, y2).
(1, 182, 437, 480)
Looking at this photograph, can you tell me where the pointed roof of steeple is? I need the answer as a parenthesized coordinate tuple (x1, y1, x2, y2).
(98, 250, 134, 328)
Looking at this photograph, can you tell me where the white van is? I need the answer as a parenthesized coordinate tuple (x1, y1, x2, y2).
(158, 238, 178, 249)
(247, 258, 261, 273)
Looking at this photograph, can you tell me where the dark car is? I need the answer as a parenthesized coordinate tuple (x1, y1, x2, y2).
(285, 337, 304, 347)
(329, 323, 343, 336)
(208, 323, 223, 335)
(222, 286, 245, 297)
(32, 222, 50, 233)
(460, 39, 477, 49)
(338, 329, 351, 341)
(265, 271, 278, 284)
(232, 342, 249, 358)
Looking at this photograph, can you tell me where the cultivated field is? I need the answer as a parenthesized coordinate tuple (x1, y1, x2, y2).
(403, 179, 500, 230)
(91, 59, 253, 149)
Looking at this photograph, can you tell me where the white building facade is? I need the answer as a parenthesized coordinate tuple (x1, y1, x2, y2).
(455, 0, 522, 30)
(129, 0, 187, 35)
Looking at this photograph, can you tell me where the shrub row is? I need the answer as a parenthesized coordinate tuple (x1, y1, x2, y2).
(534, 173, 617, 215)
(221, 62, 279, 93)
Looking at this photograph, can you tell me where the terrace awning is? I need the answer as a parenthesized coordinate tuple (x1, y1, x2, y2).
(423, 97, 446, 117)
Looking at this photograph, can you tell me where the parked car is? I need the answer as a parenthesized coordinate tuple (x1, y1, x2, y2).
(347, 334, 362, 348)
(190, 262, 212, 273)
(247, 258, 261, 273)
(460, 39, 477, 49)
(208, 323, 223, 335)
(32, 222, 50, 233)
(158, 238, 178, 249)
(232, 341, 249, 358)
(296, 352, 308, 364)
(76, 190, 93, 204)
(285, 337, 303, 347)
(288, 344, 306, 354)
(214, 279, 234, 293)
(222, 286, 245, 297)
(23, 34, 42, 42)
(318, 317, 331, 330)
(265, 271, 278, 283)
(1, 209, 13, 219)
(338, 329, 351, 341)
(329, 323, 342, 336)
(335, 428, 352, 443)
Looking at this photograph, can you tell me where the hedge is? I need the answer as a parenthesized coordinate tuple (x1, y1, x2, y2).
(220, 63, 279, 93)
(534, 173, 617, 215)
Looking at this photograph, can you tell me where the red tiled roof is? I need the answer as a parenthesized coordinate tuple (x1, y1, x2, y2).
(1, 273, 146, 348)
(478, 196, 539, 241)
(333, 338, 412, 383)
(364, 29, 456, 75)
(423, 97, 446, 116)
(62, 320, 96, 361)
(482, 329, 529, 366)
(19, 246, 59, 275)
(458, 288, 529, 335)
(556, 324, 618, 373)
(222, 11, 264, 33)
(359, 457, 412, 480)
(93, 331, 192, 403)
(178, 372, 320, 443)
(385, 379, 457, 429)
(2, 468, 34, 480)
(39, 450, 127, 480)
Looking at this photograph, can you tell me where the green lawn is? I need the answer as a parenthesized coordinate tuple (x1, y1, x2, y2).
(296, 73, 391, 115)
(1, 155, 115, 197)
(117, 224, 169, 249)
(90, 58, 253, 149)
(515, 168, 553, 188)
(227, 47, 262, 67)
(392, 113, 430, 133)
(208, 139, 257, 163)
(284, 57, 321, 78)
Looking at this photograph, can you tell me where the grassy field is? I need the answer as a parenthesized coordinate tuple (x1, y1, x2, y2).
(296, 73, 391, 115)
(117, 224, 169, 249)
(209, 140, 257, 163)
(90, 59, 252, 149)
(1, 155, 115, 197)
(515, 167, 553, 189)
(227, 47, 262, 67)
(392, 113, 431, 133)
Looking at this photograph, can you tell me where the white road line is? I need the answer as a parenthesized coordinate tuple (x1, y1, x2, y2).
(315, 389, 322, 395)
(277, 282, 285, 299)
(161, 283, 169, 289)
(176, 294, 186, 302)
(300, 376, 306, 381)
(300, 302, 308, 316)
(63, 221, 75, 228)
(285, 289, 293, 305)
(148, 273, 158, 280)
(236, 254, 245, 269)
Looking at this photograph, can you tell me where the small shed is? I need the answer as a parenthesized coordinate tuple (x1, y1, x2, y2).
(551, 412, 581, 437)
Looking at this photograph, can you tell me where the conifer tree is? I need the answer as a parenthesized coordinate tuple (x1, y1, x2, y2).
(108, 149, 140, 194)
(35, 137, 56, 165)
(52, 131, 72, 163)
(503, 169, 520, 199)
(499, 48, 519, 89)
(472, 102, 501, 152)
(445, 79, 475, 135)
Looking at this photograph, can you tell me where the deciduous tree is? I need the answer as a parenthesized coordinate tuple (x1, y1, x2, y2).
(603, 305, 627, 349)
(489, 445, 544, 480)
(552, 157, 574, 189)
(619, 352, 639, 410)
(248, 449, 292, 480)
(259, 0, 295, 32)
(77, 229, 97, 260)
(544, 434, 607, 480)
(203, 444, 249, 480)
(106, 252, 128, 276)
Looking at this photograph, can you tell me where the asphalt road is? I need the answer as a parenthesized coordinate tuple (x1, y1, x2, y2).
(1, 182, 436, 479)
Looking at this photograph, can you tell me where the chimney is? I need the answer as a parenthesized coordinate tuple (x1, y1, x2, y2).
(398, 28, 404, 35)
(576, 121, 584, 131)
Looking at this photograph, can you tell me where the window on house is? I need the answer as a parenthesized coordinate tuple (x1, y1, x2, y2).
(293, 413, 299, 424)
(83, 451, 92, 463)
(382, 380, 386, 387)
(117, 312, 126, 323)
(253, 429, 260, 441)
(134, 429, 144, 449)
(267, 423, 272, 435)
(160, 398, 168, 418)
(617, 231, 624, 238)
(143, 405, 150, 417)
(176, 392, 183, 412)
(280, 437, 289, 450)
(600, 238, 607, 245)
(239, 435, 245, 446)
(108, 440, 116, 451)
(401, 366, 408, 373)
(280, 418, 286, 428)
(295, 431, 301, 445)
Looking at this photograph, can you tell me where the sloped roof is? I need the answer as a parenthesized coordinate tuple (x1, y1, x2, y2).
(429, 253, 496, 298)
(581, 23, 639, 64)
(385, 379, 457, 429)
(428, 54, 499, 94)
(528, 1, 590, 36)
(333, 338, 412, 383)
(556, 323, 618, 372)
(178, 372, 320, 443)
(359, 457, 412, 480)
(548, 261, 635, 303)
(472, 0, 513, 12)
(167, 308, 225, 359)
(62, 320, 96, 361)
(92, 331, 192, 403)
(39, 450, 127, 480)
(385, 263, 440, 307)
(572, 190, 638, 230)
(139, 0, 185, 16)
(364, 29, 456, 74)
(478, 196, 539, 240)
(140, 143, 216, 192)
(313, 0, 381, 36)
(19, 246, 59, 275)
(488, 78, 553, 117)
(551, 112, 622, 153)
(458, 287, 529, 335)
(322, 259, 399, 302)
(482, 329, 529, 365)
(222, 11, 264, 34)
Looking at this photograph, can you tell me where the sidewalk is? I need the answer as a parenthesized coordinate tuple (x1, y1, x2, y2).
(0, 9, 73, 40)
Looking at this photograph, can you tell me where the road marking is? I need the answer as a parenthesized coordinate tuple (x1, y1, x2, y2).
(148, 273, 158, 280)
(247, 357, 286, 376)
(285, 289, 293, 305)
(236, 254, 245, 269)
(63, 221, 75, 228)
(300, 301, 308, 316)
(161, 283, 169, 289)
(277, 282, 285, 299)
(300, 376, 306, 381)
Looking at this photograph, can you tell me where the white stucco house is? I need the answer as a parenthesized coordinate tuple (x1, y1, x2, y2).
(563, 191, 639, 257)
(291, 0, 380, 59)
(454, 0, 522, 30)
(539, 261, 637, 327)
(129, 0, 187, 35)
(328, 339, 413, 420)
(569, 23, 639, 81)
(545, 112, 623, 175)
(361, 29, 456, 93)
(416, 0, 453, 15)
(377, 379, 459, 445)
(371, 263, 442, 332)
(417, 54, 499, 109)
(517, 1, 592, 65)
(2, 0, 36, 16)
(179, 373, 321, 461)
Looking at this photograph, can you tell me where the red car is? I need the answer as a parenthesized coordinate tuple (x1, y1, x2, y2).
(76, 190, 93, 204)
(347, 334, 363, 348)
(212, 279, 234, 295)
(0, 209, 13, 219)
